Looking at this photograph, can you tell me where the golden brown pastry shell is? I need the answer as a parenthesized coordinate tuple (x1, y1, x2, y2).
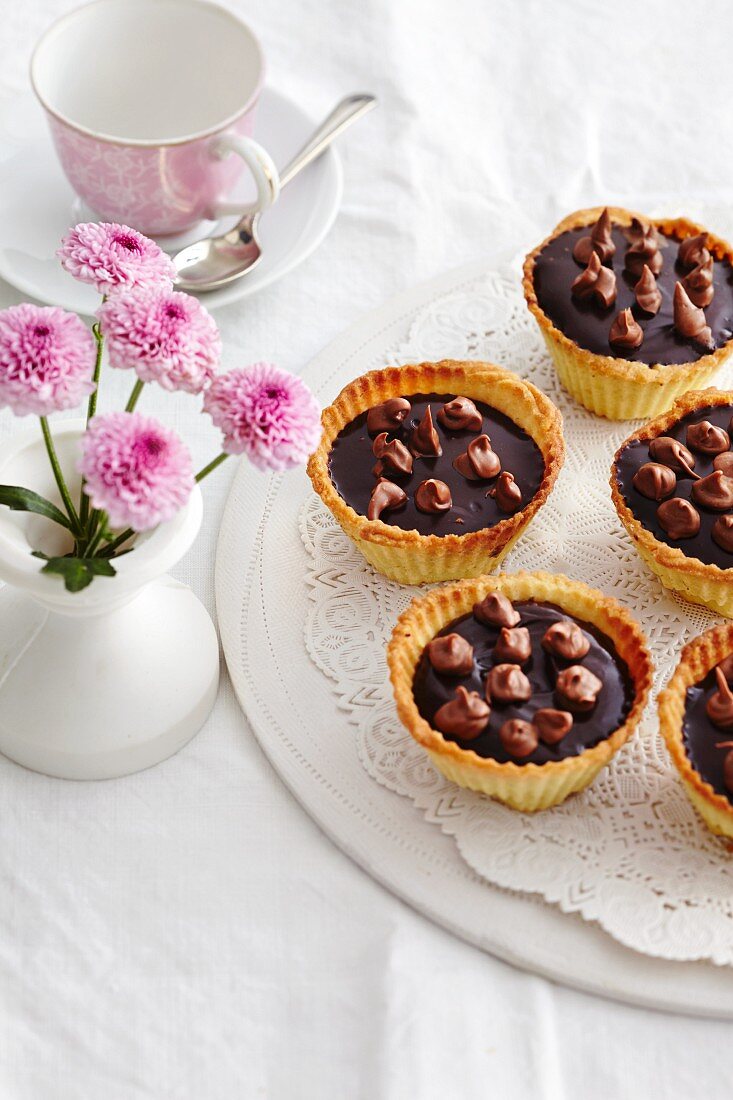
(387, 570, 652, 811)
(610, 389, 733, 618)
(658, 621, 733, 838)
(523, 207, 733, 420)
(307, 360, 564, 584)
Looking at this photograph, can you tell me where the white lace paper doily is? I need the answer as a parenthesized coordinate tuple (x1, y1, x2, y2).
(301, 268, 733, 966)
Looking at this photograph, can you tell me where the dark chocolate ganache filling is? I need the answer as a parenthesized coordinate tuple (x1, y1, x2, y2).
(413, 600, 633, 765)
(533, 223, 733, 365)
(615, 402, 733, 569)
(328, 393, 545, 536)
(683, 666, 733, 802)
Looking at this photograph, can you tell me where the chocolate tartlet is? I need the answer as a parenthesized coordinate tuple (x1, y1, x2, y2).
(659, 622, 733, 838)
(307, 361, 564, 584)
(388, 572, 652, 811)
(523, 207, 733, 420)
(612, 390, 733, 617)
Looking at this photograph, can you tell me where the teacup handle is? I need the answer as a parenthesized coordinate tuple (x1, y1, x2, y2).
(209, 133, 281, 218)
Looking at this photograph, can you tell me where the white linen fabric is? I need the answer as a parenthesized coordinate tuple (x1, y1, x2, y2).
(1, 0, 733, 1096)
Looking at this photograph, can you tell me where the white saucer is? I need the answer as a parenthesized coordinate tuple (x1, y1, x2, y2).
(0, 88, 343, 313)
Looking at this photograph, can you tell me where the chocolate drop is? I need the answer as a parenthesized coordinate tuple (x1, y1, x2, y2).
(707, 667, 733, 730)
(648, 436, 698, 477)
(609, 308, 644, 350)
(555, 665, 603, 713)
(656, 497, 701, 539)
(367, 397, 411, 435)
(453, 434, 501, 481)
(493, 626, 532, 665)
(499, 718, 539, 759)
(426, 633, 474, 676)
(634, 264, 662, 315)
(678, 233, 710, 270)
(490, 471, 523, 513)
(486, 663, 532, 704)
(632, 462, 677, 501)
(713, 452, 733, 478)
(409, 405, 442, 457)
(437, 396, 482, 432)
(534, 708, 574, 745)
(372, 432, 413, 477)
(683, 253, 715, 308)
(571, 251, 617, 308)
(542, 619, 591, 661)
(691, 470, 733, 511)
(673, 282, 714, 351)
(473, 592, 520, 628)
(712, 515, 733, 553)
(367, 479, 407, 521)
(572, 208, 616, 265)
(687, 420, 730, 455)
(415, 478, 452, 514)
(433, 685, 490, 740)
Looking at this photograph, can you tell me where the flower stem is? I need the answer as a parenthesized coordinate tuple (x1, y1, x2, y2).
(125, 379, 145, 413)
(80, 320, 105, 528)
(195, 453, 230, 482)
(84, 512, 108, 557)
(98, 527, 135, 557)
(39, 417, 81, 534)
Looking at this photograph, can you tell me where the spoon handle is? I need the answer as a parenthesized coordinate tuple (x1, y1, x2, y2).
(277, 94, 377, 189)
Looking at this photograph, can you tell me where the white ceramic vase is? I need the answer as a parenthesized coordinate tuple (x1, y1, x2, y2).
(0, 420, 220, 780)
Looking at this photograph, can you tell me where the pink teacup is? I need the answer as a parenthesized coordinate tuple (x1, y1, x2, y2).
(31, 0, 280, 236)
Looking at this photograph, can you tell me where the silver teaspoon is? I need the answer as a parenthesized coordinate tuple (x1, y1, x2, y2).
(172, 93, 376, 293)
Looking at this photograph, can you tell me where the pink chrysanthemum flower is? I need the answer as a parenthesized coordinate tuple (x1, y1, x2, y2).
(98, 287, 221, 394)
(57, 222, 175, 294)
(78, 412, 194, 531)
(203, 363, 321, 471)
(0, 304, 96, 417)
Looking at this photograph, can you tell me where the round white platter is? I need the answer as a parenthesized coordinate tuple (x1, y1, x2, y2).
(215, 259, 733, 1018)
(0, 87, 342, 313)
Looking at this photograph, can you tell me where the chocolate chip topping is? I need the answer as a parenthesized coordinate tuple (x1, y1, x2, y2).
(678, 233, 710, 270)
(555, 665, 603, 712)
(609, 308, 644, 350)
(542, 619, 591, 661)
(367, 479, 407, 521)
(494, 626, 532, 665)
(330, 392, 545, 538)
(571, 251, 617, 308)
(712, 514, 733, 552)
(409, 405, 442, 457)
(426, 633, 474, 676)
(473, 592, 520, 628)
(691, 470, 733, 511)
(453, 434, 501, 481)
(632, 461, 677, 501)
(534, 708, 574, 745)
(673, 282, 714, 351)
(648, 436, 698, 476)
(437, 396, 483, 432)
(415, 478, 452, 514)
(682, 252, 715, 308)
(489, 471, 523, 513)
(498, 718, 539, 758)
(624, 222, 663, 277)
(572, 208, 616, 265)
(372, 432, 413, 477)
(433, 686, 490, 740)
(713, 452, 733, 478)
(686, 420, 730, 455)
(367, 397, 411, 435)
(634, 264, 662, 315)
(487, 664, 532, 704)
(414, 599, 633, 767)
(706, 666, 733, 730)
(656, 497, 701, 539)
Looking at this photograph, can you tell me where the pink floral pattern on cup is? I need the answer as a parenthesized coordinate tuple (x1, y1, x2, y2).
(47, 109, 257, 237)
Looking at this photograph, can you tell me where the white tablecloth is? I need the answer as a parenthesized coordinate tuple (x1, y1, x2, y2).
(2, 0, 733, 1096)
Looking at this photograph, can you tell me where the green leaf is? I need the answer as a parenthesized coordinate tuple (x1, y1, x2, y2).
(0, 485, 72, 530)
(38, 555, 117, 593)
